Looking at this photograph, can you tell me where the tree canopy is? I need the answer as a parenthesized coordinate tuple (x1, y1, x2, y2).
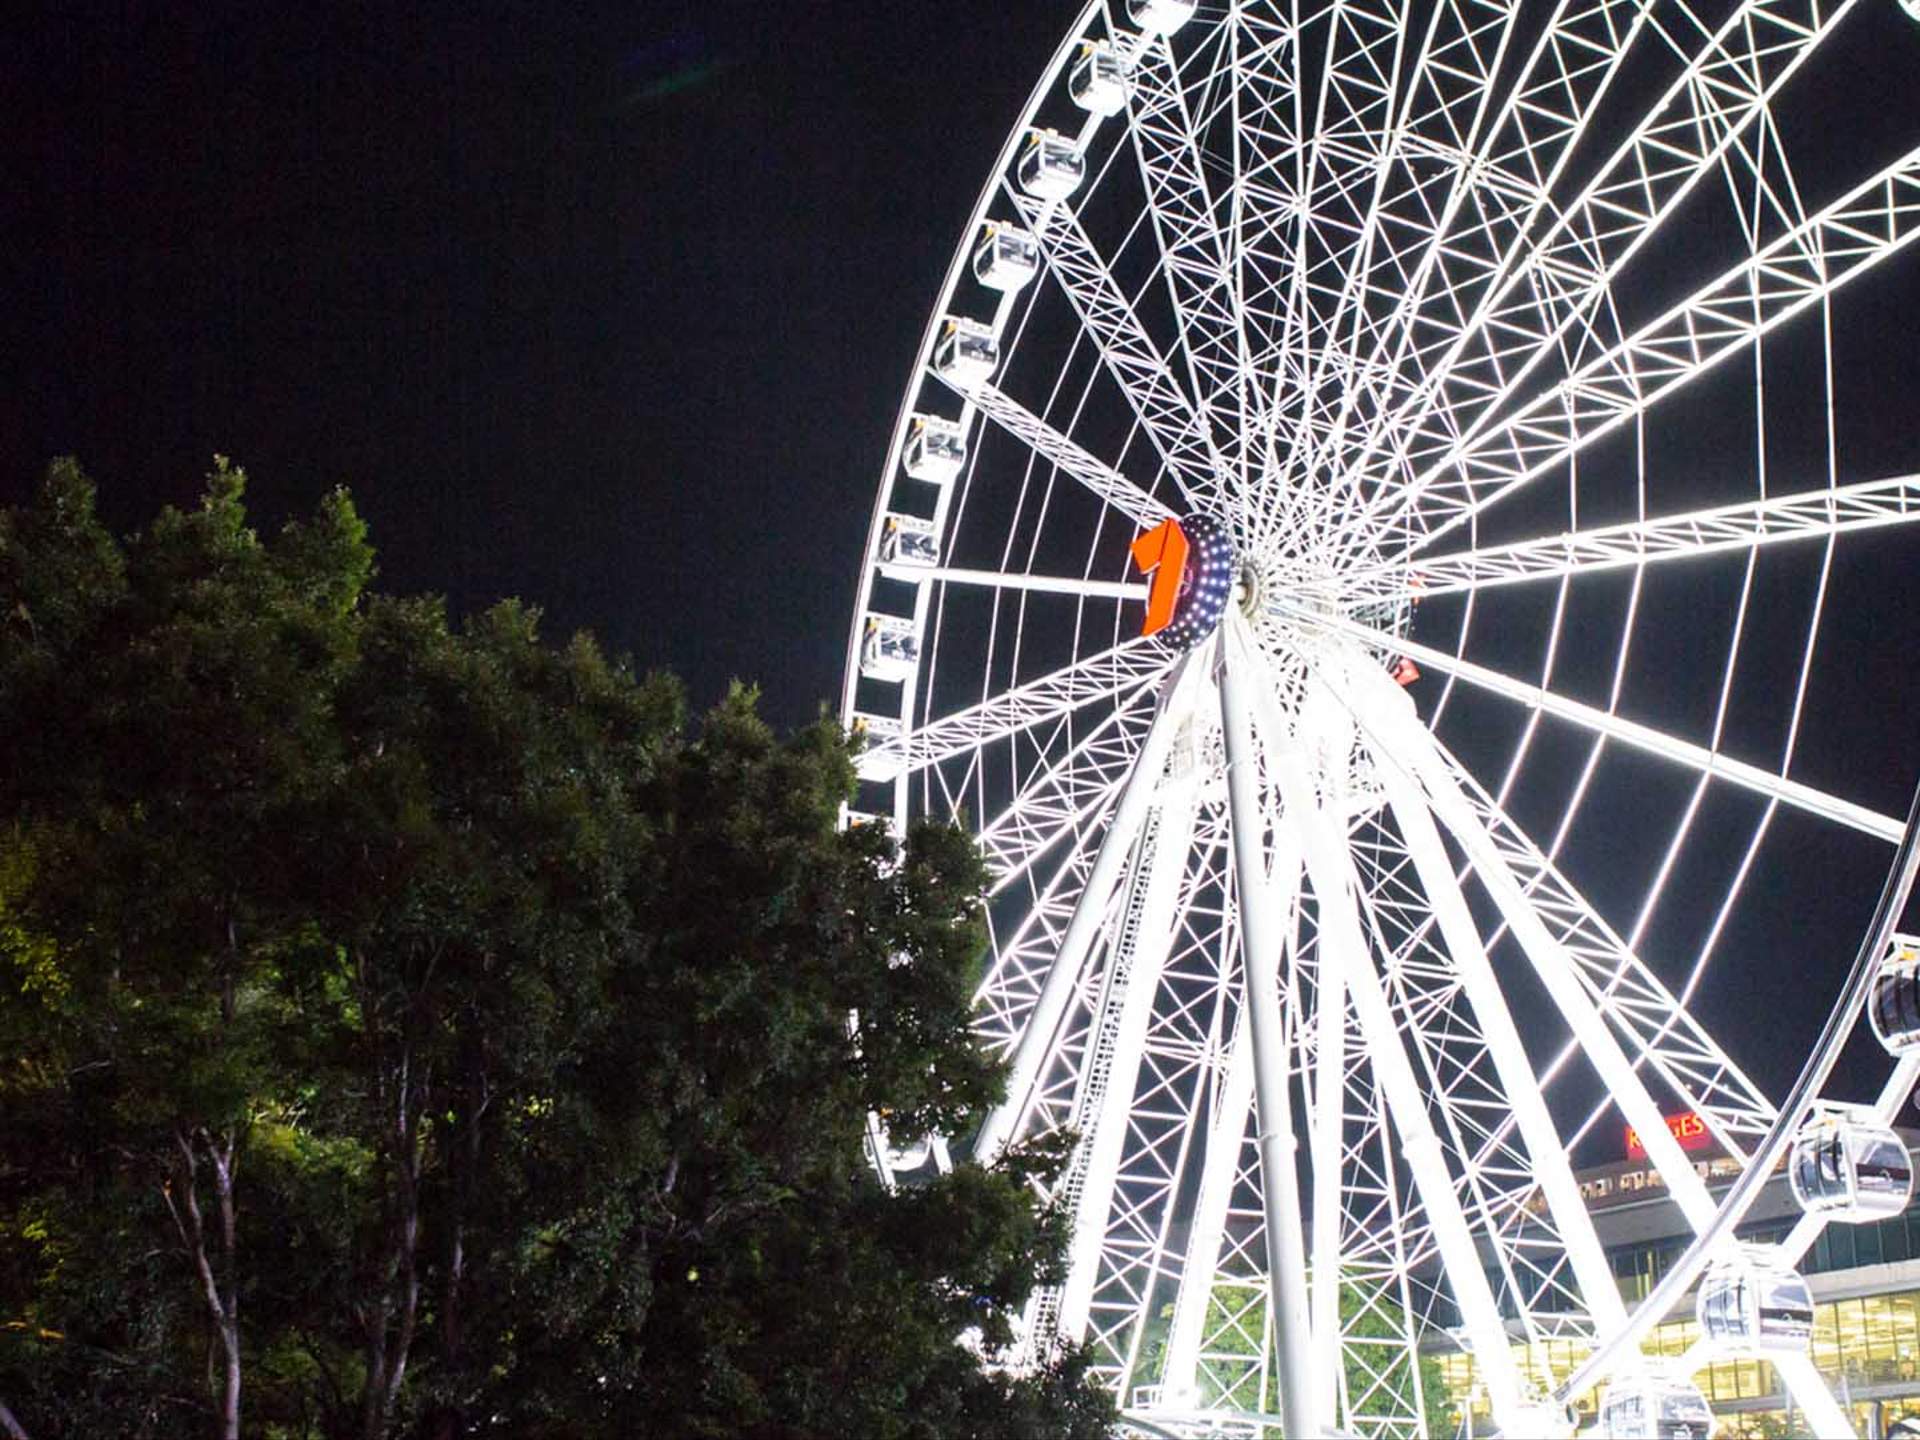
(0, 459, 1116, 1440)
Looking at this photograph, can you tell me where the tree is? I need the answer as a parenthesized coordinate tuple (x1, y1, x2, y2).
(0, 458, 1115, 1440)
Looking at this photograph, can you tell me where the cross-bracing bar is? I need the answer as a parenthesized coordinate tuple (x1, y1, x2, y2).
(1053, 754, 1204, 1344)
(975, 650, 1204, 1164)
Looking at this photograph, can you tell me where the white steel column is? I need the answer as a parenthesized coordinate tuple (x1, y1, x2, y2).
(976, 651, 1204, 1164)
(1346, 654, 1720, 1231)
(1217, 624, 1318, 1440)
(1237, 617, 1528, 1426)
(1159, 1008, 1258, 1408)
(1369, 702, 1627, 1332)
(1055, 759, 1204, 1342)
(1773, 1351, 1859, 1440)
(1301, 672, 1354, 1425)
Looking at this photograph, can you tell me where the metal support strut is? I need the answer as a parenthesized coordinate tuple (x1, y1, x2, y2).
(1217, 623, 1319, 1440)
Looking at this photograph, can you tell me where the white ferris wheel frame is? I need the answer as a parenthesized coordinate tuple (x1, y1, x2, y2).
(838, 2, 1920, 1436)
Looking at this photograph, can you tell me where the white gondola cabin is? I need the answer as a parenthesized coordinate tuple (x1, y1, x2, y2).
(1017, 129, 1086, 200)
(880, 514, 939, 570)
(1128, 0, 1196, 35)
(1598, 1369, 1714, 1440)
(933, 317, 999, 386)
(1070, 40, 1131, 115)
(973, 222, 1040, 290)
(1870, 934, 1920, 1053)
(1790, 1110, 1913, 1221)
(903, 413, 966, 483)
(860, 615, 919, 683)
(1696, 1251, 1813, 1351)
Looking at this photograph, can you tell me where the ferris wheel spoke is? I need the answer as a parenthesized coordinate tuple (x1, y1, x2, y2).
(1274, 0, 1519, 505)
(949, 376, 1172, 529)
(855, 637, 1175, 782)
(877, 559, 1148, 604)
(1159, 1003, 1260, 1412)
(1367, 714, 1627, 1332)
(1335, 0, 1655, 486)
(1337, 651, 1780, 1152)
(1266, 0, 1421, 483)
(975, 650, 1207, 1165)
(1774, 1352, 1861, 1439)
(1127, 29, 1276, 471)
(1258, 0, 1411, 434)
(1339, 472, 1920, 601)
(1334, 658, 1731, 1237)
(1010, 189, 1228, 513)
(1398, 142, 1920, 548)
(977, 674, 1162, 890)
(1049, 772, 1206, 1355)
(1301, 606, 1907, 844)
(1365, 0, 1854, 539)
(1352, 816, 1610, 1361)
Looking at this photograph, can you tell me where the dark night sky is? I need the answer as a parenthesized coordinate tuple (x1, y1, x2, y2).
(8, 2, 1920, 1120)
(6, 0, 1068, 730)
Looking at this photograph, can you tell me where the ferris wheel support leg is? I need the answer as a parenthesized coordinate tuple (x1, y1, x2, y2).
(1235, 619, 1529, 1427)
(1370, 697, 1628, 1333)
(1160, 831, 1303, 1409)
(1341, 654, 1723, 1235)
(975, 651, 1205, 1166)
(1772, 1350, 1859, 1440)
(1218, 625, 1320, 1440)
(1303, 681, 1354, 1426)
(1054, 765, 1204, 1345)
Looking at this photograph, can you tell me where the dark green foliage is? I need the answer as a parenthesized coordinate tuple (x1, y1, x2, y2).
(0, 460, 1116, 1440)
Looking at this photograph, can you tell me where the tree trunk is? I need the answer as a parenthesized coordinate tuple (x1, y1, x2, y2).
(363, 1047, 426, 1440)
(429, 1082, 486, 1440)
(211, 1133, 242, 1440)
(163, 1128, 242, 1440)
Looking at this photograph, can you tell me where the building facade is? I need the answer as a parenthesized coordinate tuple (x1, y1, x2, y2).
(1431, 1120, 1920, 1437)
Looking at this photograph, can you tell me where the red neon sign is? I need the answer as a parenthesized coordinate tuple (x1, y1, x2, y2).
(1624, 1111, 1710, 1160)
(1130, 518, 1190, 638)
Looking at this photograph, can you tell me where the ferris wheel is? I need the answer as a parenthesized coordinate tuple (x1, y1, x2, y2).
(838, 2, 1920, 1436)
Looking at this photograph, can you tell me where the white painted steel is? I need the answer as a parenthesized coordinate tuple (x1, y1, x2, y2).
(975, 653, 1203, 1165)
(1772, 1351, 1859, 1439)
(1372, 709, 1626, 1334)
(1218, 623, 1317, 1440)
(1346, 474, 1920, 602)
(1052, 762, 1202, 1344)
(1302, 605, 1906, 846)
(837, 1, 1920, 1433)
(876, 561, 1150, 602)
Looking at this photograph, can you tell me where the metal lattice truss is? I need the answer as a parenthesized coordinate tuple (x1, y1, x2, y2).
(838, 0, 1920, 1434)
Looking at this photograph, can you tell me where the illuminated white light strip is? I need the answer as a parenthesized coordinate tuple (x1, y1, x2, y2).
(876, 562, 1148, 601)
(1292, 608, 1905, 844)
(1348, 474, 1920, 599)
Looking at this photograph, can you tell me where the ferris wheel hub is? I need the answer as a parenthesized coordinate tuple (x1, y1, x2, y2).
(1159, 514, 1236, 649)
